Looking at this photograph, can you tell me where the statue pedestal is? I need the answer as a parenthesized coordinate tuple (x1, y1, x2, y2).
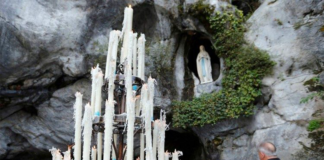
(194, 81, 222, 97)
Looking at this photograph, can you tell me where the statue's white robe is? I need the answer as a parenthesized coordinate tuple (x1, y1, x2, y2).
(196, 48, 213, 84)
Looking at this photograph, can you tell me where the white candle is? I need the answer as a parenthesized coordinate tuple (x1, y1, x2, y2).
(158, 121, 166, 160)
(140, 132, 145, 160)
(125, 30, 135, 159)
(141, 85, 153, 160)
(148, 76, 155, 120)
(82, 103, 93, 160)
(121, 6, 133, 63)
(152, 120, 160, 160)
(49, 147, 59, 160)
(49, 148, 63, 160)
(137, 34, 146, 80)
(56, 149, 63, 160)
(105, 31, 114, 79)
(91, 65, 99, 114)
(105, 30, 121, 79)
(92, 146, 97, 160)
(104, 100, 115, 160)
(172, 150, 178, 160)
(125, 31, 134, 113)
(126, 99, 135, 160)
(94, 71, 103, 116)
(74, 92, 83, 160)
(63, 148, 71, 160)
(164, 151, 170, 160)
(97, 132, 103, 160)
(140, 84, 147, 160)
(105, 29, 118, 160)
(94, 71, 104, 160)
(132, 33, 138, 76)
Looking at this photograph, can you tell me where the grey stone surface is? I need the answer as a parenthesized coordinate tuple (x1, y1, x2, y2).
(0, 79, 91, 158)
(194, 81, 222, 97)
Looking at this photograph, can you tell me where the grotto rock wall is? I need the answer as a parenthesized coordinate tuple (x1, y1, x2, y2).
(192, 0, 324, 160)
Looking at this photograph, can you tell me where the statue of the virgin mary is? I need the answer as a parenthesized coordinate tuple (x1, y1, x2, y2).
(196, 45, 213, 84)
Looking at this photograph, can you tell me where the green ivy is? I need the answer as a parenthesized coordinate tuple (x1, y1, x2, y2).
(172, 2, 275, 128)
(308, 120, 322, 132)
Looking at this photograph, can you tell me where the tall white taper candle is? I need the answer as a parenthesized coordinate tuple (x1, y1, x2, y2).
(153, 120, 160, 160)
(121, 6, 133, 63)
(148, 76, 155, 120)
(91, 65, 99, 114)
(125, 30, 135, 160)
(94, 71, 104, 160)
(125, 31, 133, 113)
(158, 121, 166, 160)
(132, 33, 138, 76)
(140, 132, 145, 160)
(126, 99, 136, 160)
(103, 100, 115, 160)
(74, 92, 83, 160)
(142, 85, 153, 160)
(137, 34, 146, 80)
(82, 103, 93, 160)
(105, 30, 121, 79)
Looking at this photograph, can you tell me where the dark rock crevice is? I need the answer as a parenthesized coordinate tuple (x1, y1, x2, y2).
(165, 130, 206, 160)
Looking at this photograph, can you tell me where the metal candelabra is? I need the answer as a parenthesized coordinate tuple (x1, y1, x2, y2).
(92, 64, 145, 160)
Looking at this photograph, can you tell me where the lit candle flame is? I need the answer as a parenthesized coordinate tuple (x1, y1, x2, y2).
(93, 145, 96, 149)
(129, 4, 131, 8)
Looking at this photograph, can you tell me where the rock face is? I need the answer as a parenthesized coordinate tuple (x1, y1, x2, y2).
(0, 0, 323, 159)
(192, 0, 324, 160)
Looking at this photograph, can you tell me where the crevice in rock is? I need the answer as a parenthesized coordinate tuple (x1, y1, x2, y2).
(232, 0, 261, 15)
(165, 130, 206, 160)
(133, 2, 158, 38)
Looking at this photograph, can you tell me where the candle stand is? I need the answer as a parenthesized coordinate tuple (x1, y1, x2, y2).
(92, 64, 145, 160)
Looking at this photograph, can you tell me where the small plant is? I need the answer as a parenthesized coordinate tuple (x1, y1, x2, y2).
(274, 19, 283, 25)
(308, 120, 322, 132)
(300, 76, 324, 104)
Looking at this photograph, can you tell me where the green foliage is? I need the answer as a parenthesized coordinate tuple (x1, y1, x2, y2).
(300, 91, 324, 104)
(187, 0, 215, 20)
(209, 10, 246, 56)
(184, 0, 216, 32)
(172, 5, 275, 128)
(308, 120, 322, 131)
(300, 76, 324, 103)
(274, 19, 283, 25)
